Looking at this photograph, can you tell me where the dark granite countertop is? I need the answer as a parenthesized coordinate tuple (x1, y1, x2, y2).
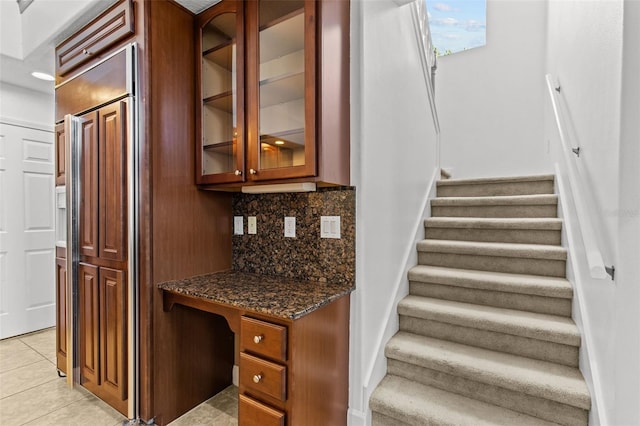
(157, 270, 354, 320)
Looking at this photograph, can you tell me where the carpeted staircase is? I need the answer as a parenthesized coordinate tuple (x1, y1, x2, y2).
(370, 174, 591, 425)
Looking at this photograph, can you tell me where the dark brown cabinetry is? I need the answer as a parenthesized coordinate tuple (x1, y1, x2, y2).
(55, 257, 68, 373)
(55, 0, 134, 77)
(76, 101, 129, 415)
(196, 0, 350, 189)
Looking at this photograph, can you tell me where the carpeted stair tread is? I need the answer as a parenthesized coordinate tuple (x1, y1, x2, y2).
(370, 375, 556, 426)
(398, 295, 580, 346)
(408, 265, 573, 298)
(417, 239, 567, 260)
(437, 174, 555, 187)
(432, 194, 558, 206)
(385, 332, 591, 410)
(425, 217, 562, 230)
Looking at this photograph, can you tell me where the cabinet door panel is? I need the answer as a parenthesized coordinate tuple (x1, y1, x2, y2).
(55, 123, 66, 186)
(55, 257, 68, 373)
(99, 101, 127, 261)
(246, 0, 316, 181)
(79, 112, 99, 258)
(99, 267, 127, 401)
(196, 0, 246, 184)
(78, 263, 100, 385)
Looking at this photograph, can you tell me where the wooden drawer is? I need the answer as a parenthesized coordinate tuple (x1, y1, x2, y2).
(240, 352, 286, 401)
(239, 394, 285, 426)
(56, 0, 134, 77)
(241, 316, 287, 361)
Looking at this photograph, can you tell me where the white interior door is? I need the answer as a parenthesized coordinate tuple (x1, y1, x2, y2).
(0, 122, 55, 339)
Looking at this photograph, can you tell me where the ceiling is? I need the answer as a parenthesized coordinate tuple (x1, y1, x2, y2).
(0, 0, 220, 95)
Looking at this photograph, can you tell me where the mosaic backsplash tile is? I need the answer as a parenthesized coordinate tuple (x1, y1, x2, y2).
(232, 187, 355, 286)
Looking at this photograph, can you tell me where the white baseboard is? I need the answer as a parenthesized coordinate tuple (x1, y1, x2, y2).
(232, 364, 238, 387)
(348, 408, 368, 426)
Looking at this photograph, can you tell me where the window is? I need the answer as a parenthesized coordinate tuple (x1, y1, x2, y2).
(426, 0, 486, 56)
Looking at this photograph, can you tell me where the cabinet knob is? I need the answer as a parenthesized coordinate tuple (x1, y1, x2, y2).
(234, 170, 242, 176)
(253, 374, 262, 384)
(253, 335, 263, 344)
(249, 168, 257, 175)
(82, 48, 92, 56)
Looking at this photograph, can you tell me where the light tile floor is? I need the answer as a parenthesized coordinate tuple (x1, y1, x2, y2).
(0, 328, 238, 425)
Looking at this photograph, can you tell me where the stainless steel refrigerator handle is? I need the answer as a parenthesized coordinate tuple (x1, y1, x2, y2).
(63, 113, 81, 388)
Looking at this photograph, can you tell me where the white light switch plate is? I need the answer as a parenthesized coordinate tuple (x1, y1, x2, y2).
(321, 216, 341, 239)
(234, 216, 244, 235)
(248, 216, 257, 234)
(284, 216, 296, 238)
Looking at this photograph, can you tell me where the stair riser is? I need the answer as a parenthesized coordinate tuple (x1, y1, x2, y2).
(387, 360, 588, 426)
(425, 227, 561, 245)
(437, 181, 555, 197)
(431, 205, 558, 218)
(418, 252, 567, 277)
(371, 412, 408, 426)
(409, 281, 573, 317)
(399, 316, 579, 367)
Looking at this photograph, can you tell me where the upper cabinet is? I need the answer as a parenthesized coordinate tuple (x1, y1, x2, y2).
(196, 0, 350, 189)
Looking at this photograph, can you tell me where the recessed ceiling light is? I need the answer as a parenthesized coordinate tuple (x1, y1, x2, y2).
(31, 72, 54, 81)
(274, 140, 285, 145)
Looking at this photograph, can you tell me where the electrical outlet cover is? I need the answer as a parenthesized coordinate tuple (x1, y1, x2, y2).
(248, 216, 257, 234)
(234, 216, 244, 235)
(284, 216, 296, 238)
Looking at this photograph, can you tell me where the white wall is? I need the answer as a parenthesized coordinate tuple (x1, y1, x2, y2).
(545, 1, 640, 425)
(349, 0, 440, 423)
(436, 0, 551, 179)
(0, 82, 54, 128)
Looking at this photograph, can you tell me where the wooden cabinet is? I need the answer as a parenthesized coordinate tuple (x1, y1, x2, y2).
(55, 0, 134, 78)
(55, 257, 68, 373)
(196, 0, 350, 189)
(237, 297, 350, 425)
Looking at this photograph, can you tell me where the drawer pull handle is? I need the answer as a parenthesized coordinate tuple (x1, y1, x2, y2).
(253, 374, 262, 384)
(253, 335, 263, 344)
(82, 48, 93, 56)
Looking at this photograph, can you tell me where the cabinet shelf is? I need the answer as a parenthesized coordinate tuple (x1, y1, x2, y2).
(259, 71, 303, 107)
(204, 90, 233, 112)
(204, 140, 234, 152)
(203, 40, 234, 70)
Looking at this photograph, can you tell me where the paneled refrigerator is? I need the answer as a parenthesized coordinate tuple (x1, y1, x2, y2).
(55, 43, 138, 418)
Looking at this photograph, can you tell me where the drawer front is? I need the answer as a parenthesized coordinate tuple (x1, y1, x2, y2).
(239, 394, 285, 426)
(240, 352, 286, 401)
(241, 316, 287, 361)
(56, 0, 134, 76)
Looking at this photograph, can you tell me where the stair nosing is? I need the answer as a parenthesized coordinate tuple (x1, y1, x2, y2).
(417, 239, 567, 260)
(432, 194, 558, 206)
(398, 295, 580, 346)
(408, 265, 573, 299)
(425, 217, 563, 230)
(436, 174, 555, 187)
(385, 332, 591, 410)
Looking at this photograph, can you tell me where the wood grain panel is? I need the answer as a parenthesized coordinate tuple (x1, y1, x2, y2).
(239, 394, 285, 426)
(79, 112, 99, 259)
(99, 267, 127, 402)
(78, 262, 100, 386)
(55, 257, 68, 373)
(99, 101, 127, 262)
(142, 1, 234, 424)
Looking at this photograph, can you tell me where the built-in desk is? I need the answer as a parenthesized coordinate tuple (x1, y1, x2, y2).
(158, 271, 353, 426)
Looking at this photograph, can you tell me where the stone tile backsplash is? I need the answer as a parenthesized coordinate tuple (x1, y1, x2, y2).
(232, 187, 355, 286)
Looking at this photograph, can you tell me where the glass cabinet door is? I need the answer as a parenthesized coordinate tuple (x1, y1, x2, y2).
(247, 0, 316, 180)
(197, 2, 245, 184)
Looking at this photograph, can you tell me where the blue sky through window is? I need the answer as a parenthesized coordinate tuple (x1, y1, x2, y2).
(426, 0, 486, 55)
